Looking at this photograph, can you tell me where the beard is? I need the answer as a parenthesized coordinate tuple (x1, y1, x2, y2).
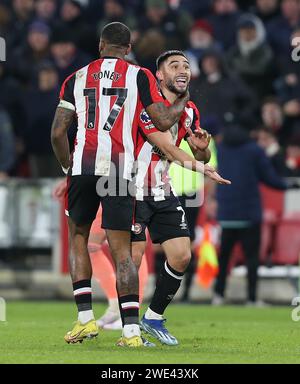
(166, 79, 187, 95)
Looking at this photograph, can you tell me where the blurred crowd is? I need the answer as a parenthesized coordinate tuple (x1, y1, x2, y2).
(1, 0, 300, 179)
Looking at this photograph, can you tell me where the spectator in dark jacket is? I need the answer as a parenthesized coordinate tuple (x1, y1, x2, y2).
(138, 0, 193, 50)
(0, 63, 24, 138)
(57, 0, 98, 57)
(34, 0, 58, 26)
(134, 29, 166, 74)
(50, 26, 91, 84)
(0, 107, 16, 179)
(190, 49, 258, 132)
(177, 0, 211, 18)
(266, 0, 300, 69)
(256, 126, 293, 176)
(5, 0, 35, 51)
(251, 0, 280, 24)
(227, 13, 276, 101)
(285, 134, 300, 176)
(213, 126, 287, 306)
(22, 63, 61, 177)
(97, 0, 139, 46)
(8, 20, 51, 86)
(260, 96, 300, 146)
(207, 0, 241, 50)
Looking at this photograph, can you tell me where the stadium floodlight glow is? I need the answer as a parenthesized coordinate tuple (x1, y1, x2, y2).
(0, 37, 6, 62)
(0, 297, 6, 322)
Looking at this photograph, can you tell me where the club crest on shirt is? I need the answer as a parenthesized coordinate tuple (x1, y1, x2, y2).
(132, 223, 143, 235)
(185, 117, 192, 129)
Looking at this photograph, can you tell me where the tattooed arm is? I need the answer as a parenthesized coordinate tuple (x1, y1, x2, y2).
(145, 91, 190, 132)
(51, 107, 75, 170)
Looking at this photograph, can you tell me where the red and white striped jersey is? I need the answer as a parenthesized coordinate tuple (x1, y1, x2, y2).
(136, 100, 201, 201)
(59, 57, 164, 179)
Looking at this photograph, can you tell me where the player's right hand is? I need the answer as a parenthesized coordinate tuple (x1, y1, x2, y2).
(204, 165, 231, 185)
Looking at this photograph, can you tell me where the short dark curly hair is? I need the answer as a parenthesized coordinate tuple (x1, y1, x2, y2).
(156, 50, 188, 69)
(101, 22, 131, 47)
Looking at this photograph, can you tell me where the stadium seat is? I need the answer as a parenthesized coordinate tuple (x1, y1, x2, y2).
(259, 185, 284, 219)
(272, 217, 300, 265)
(260, 220, 274, 265)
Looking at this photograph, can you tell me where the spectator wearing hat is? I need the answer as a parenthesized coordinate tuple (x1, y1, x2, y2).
(207, 0, 241, 50)
(226, 13, 276, 101)
(185, 19, 222, 78)
(190, 49, 257, 134)
(138, 0, 193, 50)
(8, 20, 51, 85)
(50, 26, 91, 83)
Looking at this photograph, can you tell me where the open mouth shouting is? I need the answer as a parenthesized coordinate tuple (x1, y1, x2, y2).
(175, 76, 188, 89)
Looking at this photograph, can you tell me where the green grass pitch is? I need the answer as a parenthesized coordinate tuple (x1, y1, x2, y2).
(0, 301, 299, 364)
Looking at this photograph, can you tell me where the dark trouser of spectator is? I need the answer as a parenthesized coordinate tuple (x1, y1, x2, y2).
(178, 193, 201, 302)
(29, 155, 62, 178)
(214, 223, 261, 303)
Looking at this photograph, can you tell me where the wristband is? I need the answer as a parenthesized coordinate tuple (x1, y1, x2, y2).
(61, 165, 69, 175)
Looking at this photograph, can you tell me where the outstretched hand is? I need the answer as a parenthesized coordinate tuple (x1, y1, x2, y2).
(204, 164, 231, 185)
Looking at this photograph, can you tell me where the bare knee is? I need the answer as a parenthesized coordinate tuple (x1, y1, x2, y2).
(169, 250, 191, 273)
